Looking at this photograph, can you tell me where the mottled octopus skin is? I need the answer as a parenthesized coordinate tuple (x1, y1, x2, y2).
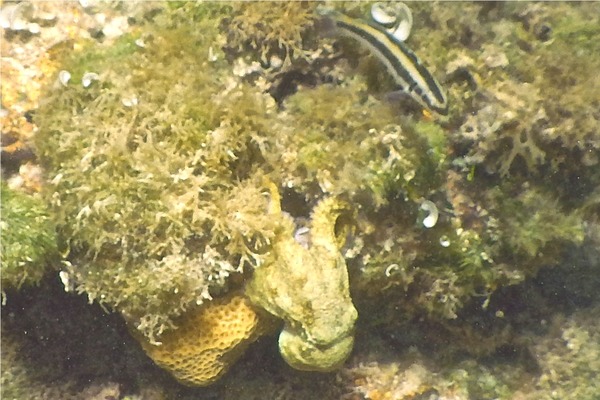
(246, 190, 358, 372)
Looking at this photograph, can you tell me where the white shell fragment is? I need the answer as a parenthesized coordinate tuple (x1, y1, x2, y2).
(1, 2, 31, 29)
(58, 70, 71, 86)
(27, 22, 40, 34)
(0, 1, 41, 34)
(439, 235, 451, 247)
(59, 270, 75, 292)
(78, 0, 95, 8)
(82, 72, 100, 88)
(420, 200, 439, 228)
(122, 96, 138, 107)
(384, 263, 400, 277)
(59, 271, 70, 291)
(371, 3, 398, 27)
(269, 55, 283, 69)
(102, 16, 128, 39)
(208, 46, 218, 62)
(294, 226, 311, 249)
(371, 2, 413, 42)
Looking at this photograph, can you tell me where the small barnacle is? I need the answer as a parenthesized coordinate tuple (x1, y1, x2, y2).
(384, 263, 400, 277)
(439, 235, 451, 247)
(404, 170, 416, 182)
(294, 226, 311, 249)
(207, 47, 217, 62)
(82, 72, 99, 88)
(232, 58, 262, 77)
(420, 200, 439, 228)
(27, 22, 40, 34)
(121, 95, 138, 107)
(269, 55, 283, 69)
(102, 16, 128, 39)
(78, 0, 95, 9)
(0, 1, 33, 31)
(58, 70, 71, 86)
(59, 270, 74, 292)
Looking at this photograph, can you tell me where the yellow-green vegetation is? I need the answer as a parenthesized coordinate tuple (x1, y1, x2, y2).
(33, 2, 450, 342)
(32, 3, 593, 387)
(227, 2, 318, 63)
(0, 183, 56, 292)
(268, 81, 448, 204)
(34, 3, 286, 340)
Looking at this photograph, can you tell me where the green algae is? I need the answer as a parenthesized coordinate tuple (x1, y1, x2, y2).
(0, 184, 57, 292)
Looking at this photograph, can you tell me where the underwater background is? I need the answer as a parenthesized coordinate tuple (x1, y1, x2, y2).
(2, 1, 599, 399)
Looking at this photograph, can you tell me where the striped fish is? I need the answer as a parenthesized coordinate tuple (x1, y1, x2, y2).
(321, 11, 448, 115)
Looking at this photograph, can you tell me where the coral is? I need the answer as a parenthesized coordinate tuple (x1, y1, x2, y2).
(353, 166, 585, 325)
(38, 0, 589, 344)
(133, 292, 274, 386)
(0, 183, 56, 292)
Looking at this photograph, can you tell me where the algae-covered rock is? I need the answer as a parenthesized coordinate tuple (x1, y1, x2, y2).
(34, 3, 287, 341)
(33, 2, 393, 346)
(30, 1, 596, 388)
